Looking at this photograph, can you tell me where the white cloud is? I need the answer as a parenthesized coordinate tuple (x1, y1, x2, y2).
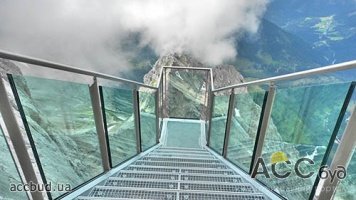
(0, 0, 268, 74)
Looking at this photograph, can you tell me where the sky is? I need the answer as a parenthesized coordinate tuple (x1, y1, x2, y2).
(0, 0, 268, 75)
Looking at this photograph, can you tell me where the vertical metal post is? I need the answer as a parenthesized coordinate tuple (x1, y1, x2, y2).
(133, 88, 142, 153)
(155, 89, 160, 143)
(163, 67, 167, 118)
(0, 77, 45, 200)
(160, 69, 164, 119)
(222, 88, 235, 158)
(207, 92, 215, 146)
(250, 83, 276, 176)
(204, 70, 210, 122)
(89, 77, 111, 172)
(317, 106, 356, 200)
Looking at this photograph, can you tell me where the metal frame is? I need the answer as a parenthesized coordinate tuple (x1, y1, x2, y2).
(250, 84, 276, 176)
(222, 88, 235, 158)
(89, 77, 111, 172)
(0, 76, 45, 200)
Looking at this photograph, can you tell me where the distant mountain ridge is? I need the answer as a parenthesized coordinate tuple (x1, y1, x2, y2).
(265, 0, 356, 64)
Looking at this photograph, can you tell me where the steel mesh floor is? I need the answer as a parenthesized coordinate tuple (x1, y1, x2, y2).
(90, 187, 177, 199)
(105, 179, 179, 189)
(181, 175, 242, 183)
(178, 192, 265, 200)
(141, 156, 220, 164)
(155, 150, 210, 155)
(180, 182, 255, 192)
(117, 172, 179, 180)
(148, 153, 215, 159)
(78, 146, 270, 200)
(180, 168, 235, 175)
(126, 166, 180, 173)
(134, 160, 228, 169)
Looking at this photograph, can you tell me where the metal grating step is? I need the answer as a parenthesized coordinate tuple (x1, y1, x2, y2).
(141, 156, 220, 164)
(105, 178, 179, 190)
(159, 147, 206, 151)
(127, 165, 235, 175)
(180, 182, 255, 193)
(178, 192, 266, 200)
(125, 166, 180, 173)
(116, 172, 179, 180)
(180, 174, 242, 183)
(180, 168, 235, 175)
(154, 150, 211, 155)
(148, 153, 216, 159)
(134, 160, 228, 169)
(89, 187, 177, 199)
(76, 146, 272, 200)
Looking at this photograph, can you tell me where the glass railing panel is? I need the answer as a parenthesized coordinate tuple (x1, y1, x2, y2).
(139, 88, 157, 151)
(165, 121, 202, 148)
(209, 92, 230, 154)
(0, 125, 28, 200)
(256, 82, 352, 200)
(165, 68, 208, 119)
(227, 87, 267, 172)
(328, 88, 355, 200)
(100, 86, 136, 167)
(11, 75, 103, 198)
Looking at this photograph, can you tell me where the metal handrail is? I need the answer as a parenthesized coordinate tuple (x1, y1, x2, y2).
(213, 60, 356, 92)
(1, 49, 355, 93)
(0, 50, 157, 90)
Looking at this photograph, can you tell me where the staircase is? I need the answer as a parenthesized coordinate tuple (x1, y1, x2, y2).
(77, 147, 269, 200)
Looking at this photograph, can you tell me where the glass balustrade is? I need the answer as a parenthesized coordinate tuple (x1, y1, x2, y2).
(165, 121, 202, 148)
(256, 82, 352, 200)
(10, 75, 103, 198)
(165, 68, 208, 119)
(209, 92, 230, 154)
(328, 88, 355, 200)
(0, 125, 28, 200)
(100, 86, 137, 167)
(227, 87, 267, 172)
(139, 88, 157, 151)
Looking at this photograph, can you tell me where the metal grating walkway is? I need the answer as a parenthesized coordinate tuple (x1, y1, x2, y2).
(76, 147, 269, 200)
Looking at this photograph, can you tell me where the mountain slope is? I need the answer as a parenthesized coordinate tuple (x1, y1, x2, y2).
(231, 19, 327, 79)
